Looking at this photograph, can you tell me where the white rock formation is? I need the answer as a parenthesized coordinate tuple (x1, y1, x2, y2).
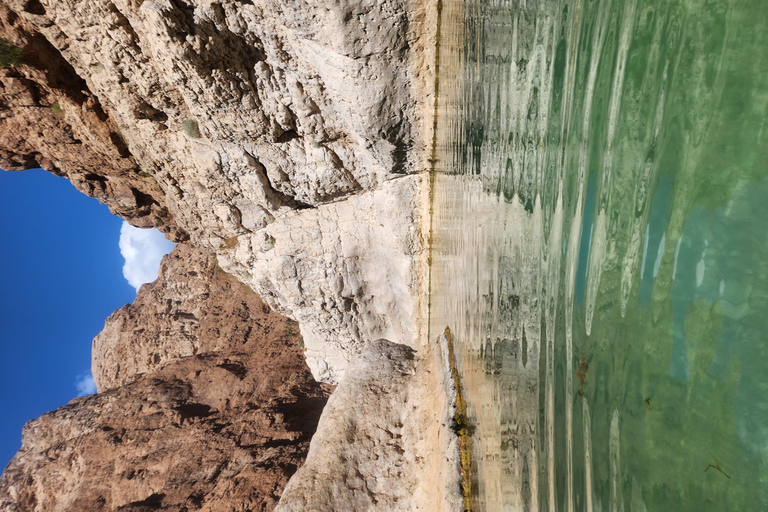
(219, 174, 429, 382)
(276, 338, 463, 511)
(8, 0, 436, 382)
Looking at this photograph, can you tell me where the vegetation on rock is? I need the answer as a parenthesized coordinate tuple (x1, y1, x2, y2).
(181, 119, 200, 138)
(444, 326, 474, 511)
(0, 39, 21, 68)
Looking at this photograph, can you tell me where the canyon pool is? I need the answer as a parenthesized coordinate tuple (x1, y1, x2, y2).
(428, 0, 768, 510)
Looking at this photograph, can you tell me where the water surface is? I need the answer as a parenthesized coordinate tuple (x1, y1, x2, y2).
(429, 0, 768, 509)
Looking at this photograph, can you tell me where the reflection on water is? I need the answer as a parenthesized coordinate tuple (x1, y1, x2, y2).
(429, 0, 768, 510)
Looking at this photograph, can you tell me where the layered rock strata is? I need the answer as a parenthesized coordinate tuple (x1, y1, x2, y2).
(0, 244, 331, 511)
(1, 0, 437, 382)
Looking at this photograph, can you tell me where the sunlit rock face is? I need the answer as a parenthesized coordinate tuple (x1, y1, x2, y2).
(1, 0, 437, 383)
(93, 242, 294, 392)
(0, 244, 331, 512)
(277, 338, 463, 512)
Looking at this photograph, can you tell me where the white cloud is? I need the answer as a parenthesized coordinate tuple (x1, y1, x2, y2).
(75, 372, 97, 396)
(119, 222, 175, 291)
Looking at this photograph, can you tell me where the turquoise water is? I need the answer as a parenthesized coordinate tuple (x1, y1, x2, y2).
(429, 0, 768, 510)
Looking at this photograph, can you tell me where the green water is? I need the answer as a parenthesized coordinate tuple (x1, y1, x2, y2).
(429, 0, 768, 510)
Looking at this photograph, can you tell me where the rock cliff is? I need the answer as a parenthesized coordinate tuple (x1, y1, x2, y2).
(276, 338, 461, 511)
(0, 0, 462, 509)
(0, 243, 331, 511)
(1, 0, 437, 382)
(0, 6, 185, 240)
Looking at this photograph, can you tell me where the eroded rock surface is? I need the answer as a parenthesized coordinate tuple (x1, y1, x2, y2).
(1, 0, 437, 381)
(0, 244, 331, 511)
(276, 338, 462, 512)
(93, 242, 299, 391)
(0, 0, 461, 508)
(0, 7, 185, 240)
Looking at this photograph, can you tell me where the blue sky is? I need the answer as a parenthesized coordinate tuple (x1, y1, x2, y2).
(0, 168, 173, 470)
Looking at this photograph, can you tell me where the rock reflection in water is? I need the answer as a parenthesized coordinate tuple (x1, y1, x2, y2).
(430, 0, 768, 510)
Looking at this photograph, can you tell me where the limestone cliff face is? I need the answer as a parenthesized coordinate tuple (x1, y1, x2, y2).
(1, 0, 436, 383)
(0, 244, 331, 511)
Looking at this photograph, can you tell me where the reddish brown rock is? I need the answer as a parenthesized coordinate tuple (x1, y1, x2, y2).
(0, 7, 184, 240)
(0, 244, 330, 511)
(92, 243, 300, 392)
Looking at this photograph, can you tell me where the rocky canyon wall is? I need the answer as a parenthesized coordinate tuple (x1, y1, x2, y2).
(0, 0, 462, 509)
(0, 5, 185, 239)
(1, 0, 437, 383)
(276, 338, 461, 511)
(0, 243, 331, 511)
